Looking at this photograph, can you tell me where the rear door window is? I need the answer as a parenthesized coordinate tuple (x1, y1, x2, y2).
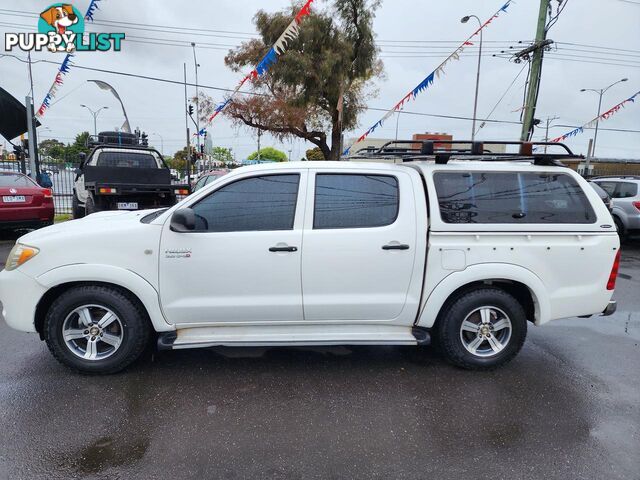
(434, 172, 596, 224)
(313, 174, 399, 229)
(595, 181, 617, 197)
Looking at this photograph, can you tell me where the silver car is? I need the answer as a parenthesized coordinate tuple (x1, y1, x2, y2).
(592, 176, 640, 237)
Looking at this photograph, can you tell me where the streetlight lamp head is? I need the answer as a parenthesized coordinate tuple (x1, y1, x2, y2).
(461, 15, 471, 23)
(621, 78, 628, 82)
(580, 89, 587, 92)
(80, 104, 86, 107)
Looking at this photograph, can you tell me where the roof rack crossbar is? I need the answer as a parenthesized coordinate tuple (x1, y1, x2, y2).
(351, 140, 582, 167)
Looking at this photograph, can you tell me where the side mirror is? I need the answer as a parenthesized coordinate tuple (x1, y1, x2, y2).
(170, 208, 196, 232)
(74, 168, 82, 175)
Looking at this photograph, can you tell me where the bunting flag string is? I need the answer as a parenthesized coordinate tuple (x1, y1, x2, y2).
(36, 0, 103, 118)
(203, 0, 316, 128)
(344, 0, 514, 156)
(551, 90, 640, 143)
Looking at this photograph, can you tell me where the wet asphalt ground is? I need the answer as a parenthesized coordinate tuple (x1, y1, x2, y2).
(0, 230, 638, 480)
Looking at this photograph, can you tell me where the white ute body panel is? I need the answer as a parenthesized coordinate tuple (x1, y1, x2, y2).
(0, 160, 619, 348)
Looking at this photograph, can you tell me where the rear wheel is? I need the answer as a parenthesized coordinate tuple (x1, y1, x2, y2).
(44, 286, 151, 374)
(436, 287, 527, 370)
(614, 216, 627, 242)
(85, 194, 99, 215)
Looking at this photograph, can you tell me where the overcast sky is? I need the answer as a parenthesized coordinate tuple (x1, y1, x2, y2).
(1, 0, 639, 160)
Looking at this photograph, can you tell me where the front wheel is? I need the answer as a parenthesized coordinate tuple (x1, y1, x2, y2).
(44, 286, 151, 374)
(72, 192, 84, 219)
(436, 288, 527, 370)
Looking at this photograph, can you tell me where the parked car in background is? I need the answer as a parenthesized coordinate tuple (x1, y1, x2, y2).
(588, 181, 613, 212)
(591, 176, 640, 238)
(0, 171, 54, 230)
(192, 169, 229, 192)
(0, 141, 620, 374)
(72, 131, 191, 218)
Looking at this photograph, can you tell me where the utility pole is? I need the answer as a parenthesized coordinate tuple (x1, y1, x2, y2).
(520, 0, 550, 141)
(25, 96, 39, 179)
(183, 63, 192, 186)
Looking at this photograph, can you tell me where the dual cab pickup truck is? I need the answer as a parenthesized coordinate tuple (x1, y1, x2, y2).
(0, 141, 619, 374)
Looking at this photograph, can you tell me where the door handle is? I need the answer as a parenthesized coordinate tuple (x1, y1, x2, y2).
(269, 246, 298, 253)
(382, 244, 410, 251)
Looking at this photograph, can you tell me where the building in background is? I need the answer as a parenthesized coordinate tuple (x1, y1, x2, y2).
(411, 132, 453, 151)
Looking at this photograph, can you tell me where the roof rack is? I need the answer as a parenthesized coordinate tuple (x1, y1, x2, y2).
(351, 140, 583, 167)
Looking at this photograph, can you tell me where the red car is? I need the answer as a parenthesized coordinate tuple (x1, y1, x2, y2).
(0, 171, 54, 230)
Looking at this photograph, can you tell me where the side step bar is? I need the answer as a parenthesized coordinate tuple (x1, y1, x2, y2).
(157, 326, 431, 350)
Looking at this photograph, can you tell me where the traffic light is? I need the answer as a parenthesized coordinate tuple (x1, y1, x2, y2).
(200, 144, 204, 154)
(188, 105, 194, 116)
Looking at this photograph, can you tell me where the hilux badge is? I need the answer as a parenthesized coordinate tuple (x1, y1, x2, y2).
(165, 249, 192, 259)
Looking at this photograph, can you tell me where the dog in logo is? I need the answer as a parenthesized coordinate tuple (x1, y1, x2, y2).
(40, 4, 78, 52)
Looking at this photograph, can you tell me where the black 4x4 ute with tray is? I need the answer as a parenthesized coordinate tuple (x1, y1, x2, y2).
(72, 131, 190, 218)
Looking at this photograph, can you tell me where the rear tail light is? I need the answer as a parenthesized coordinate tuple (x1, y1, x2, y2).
(99, 187, 117, 194)
(607, 250, 621, 290)
(42, 188, 53, 198)
(633, 201, 640, 212)
(175, 189, 190, 195)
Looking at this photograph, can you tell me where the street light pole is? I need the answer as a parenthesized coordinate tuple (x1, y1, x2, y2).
(543, 116, 560, 153)
(191, 43, 201, 163)
(461, 15, 482, 142)
(581, 78, 628, 159)
(152, 133, 164, 156)
(80, 104, 109, 136)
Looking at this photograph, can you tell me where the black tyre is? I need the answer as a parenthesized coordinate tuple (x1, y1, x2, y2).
(85, 194, 99, 215)
(72, 192, 84, 219)
(614, 216, 627, 242)
(436, 287, 527, 370)
(44, 285, 151, 374)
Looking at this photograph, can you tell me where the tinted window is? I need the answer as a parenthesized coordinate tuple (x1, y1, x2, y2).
(434, 172, 595, 224)
(314, 174, 399, 229)
(96, 152, 158, 168)
(595, 182, 617, 197)
(193, 177, 207, 192)
(192, 174, 299, 232)
(0, 173, 36, 187)
(616, 182, 638, 198)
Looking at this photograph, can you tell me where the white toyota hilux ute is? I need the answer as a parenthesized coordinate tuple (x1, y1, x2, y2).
(0, 146, 620, 374)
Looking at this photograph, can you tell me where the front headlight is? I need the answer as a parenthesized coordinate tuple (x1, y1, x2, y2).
(5, 244, 39, 271)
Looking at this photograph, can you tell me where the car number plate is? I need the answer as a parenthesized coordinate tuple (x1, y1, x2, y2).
(117, 202, 138, 210)
(3, 196, 26, 203)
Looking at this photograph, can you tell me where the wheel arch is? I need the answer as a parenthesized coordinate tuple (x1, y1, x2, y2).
(34, 264, 173, 339)
(416, 264, 550, 329)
